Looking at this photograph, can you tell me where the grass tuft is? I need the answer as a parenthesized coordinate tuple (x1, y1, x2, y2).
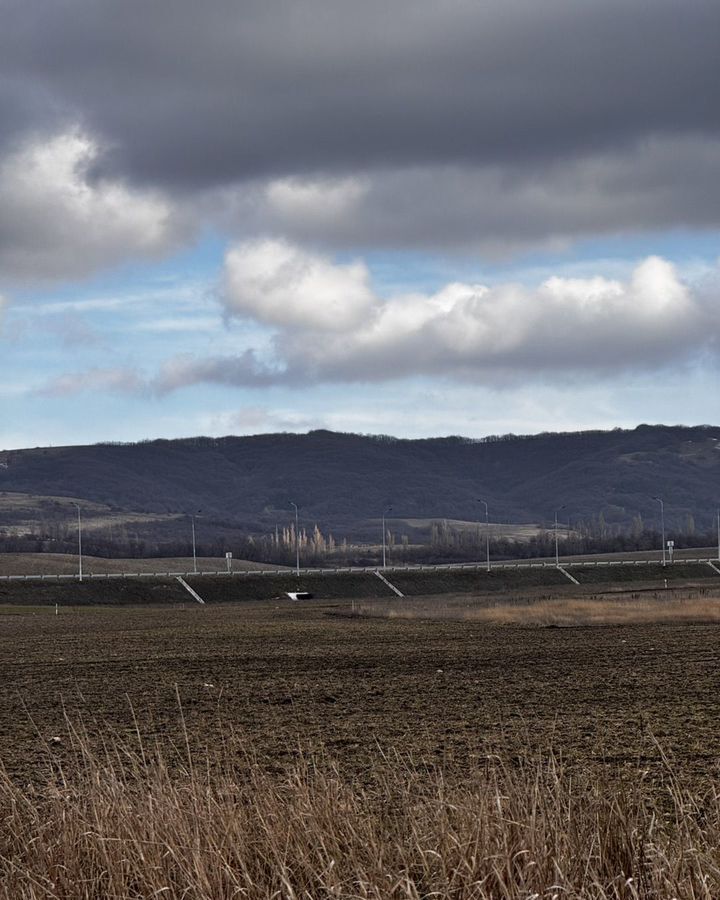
(1, 725, 720, 898)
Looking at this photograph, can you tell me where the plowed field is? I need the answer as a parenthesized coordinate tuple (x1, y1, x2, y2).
(2, 599, 720, 785)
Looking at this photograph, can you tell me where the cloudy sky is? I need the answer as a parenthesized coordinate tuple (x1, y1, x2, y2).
(1, 0, 719, 449)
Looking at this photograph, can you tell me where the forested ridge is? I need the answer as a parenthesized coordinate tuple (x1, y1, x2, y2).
(1, 425, 719, 544)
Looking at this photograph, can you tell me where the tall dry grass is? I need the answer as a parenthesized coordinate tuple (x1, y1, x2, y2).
(2, 716, 720, 898)
(360, 593, 720, 626)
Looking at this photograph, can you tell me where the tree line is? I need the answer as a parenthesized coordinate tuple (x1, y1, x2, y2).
(1, 518, 716, 565)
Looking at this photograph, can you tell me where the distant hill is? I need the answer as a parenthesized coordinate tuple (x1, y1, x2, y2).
(1, 425, 719, 541)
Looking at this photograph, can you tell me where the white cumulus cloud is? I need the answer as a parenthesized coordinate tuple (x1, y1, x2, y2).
(222, 239, 376, 331)
(0, 130, 184, 283)
(157, 244, 716, 391)
(30, 247, 719, 400)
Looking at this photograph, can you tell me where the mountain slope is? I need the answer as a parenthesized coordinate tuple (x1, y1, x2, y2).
(1, 425, 719, 539)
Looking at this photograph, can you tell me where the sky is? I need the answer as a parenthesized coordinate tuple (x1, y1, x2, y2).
(1, 0, 719, 450)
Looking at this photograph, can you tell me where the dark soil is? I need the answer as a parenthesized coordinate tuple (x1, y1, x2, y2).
(2, 600, 720, 785)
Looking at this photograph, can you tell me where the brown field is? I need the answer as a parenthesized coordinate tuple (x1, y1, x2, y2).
(2, 595, 720, 784)
(3, 594, 720, 896)
(0, 551, 285, 575)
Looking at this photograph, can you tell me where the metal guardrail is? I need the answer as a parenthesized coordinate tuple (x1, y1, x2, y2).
(0, 558, 716, 582)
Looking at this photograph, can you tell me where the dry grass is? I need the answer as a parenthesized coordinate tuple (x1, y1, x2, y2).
(476, 596, 720, 626)
(359, 591, 720, 626)
(3, 602, 720, 897)
(3, 714, 720, 899)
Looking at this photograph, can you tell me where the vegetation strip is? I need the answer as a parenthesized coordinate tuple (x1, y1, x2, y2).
(3, 738, 720, 899)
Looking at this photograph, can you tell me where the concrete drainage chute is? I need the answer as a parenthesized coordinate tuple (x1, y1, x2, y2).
(176, 576, 206, 604)
(557, 566, 580, 585)
(374, 570, 404, 596)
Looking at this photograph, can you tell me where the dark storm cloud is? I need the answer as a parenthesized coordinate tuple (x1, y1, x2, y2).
(3, 0, 719, 188)
(248, 137, 720, 254)
(1, 0, 719, 269)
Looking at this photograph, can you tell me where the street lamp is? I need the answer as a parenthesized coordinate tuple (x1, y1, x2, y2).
(554, 505, 566, 567)
(382, 505, 392, 569)
(652, 496, 666, 566)
(476, 499, 490, 572)
(72, 502, 83, 582)
(290, 502, 300, 576)
(716, 508, 719, 563)
(190, 511, 202, 574)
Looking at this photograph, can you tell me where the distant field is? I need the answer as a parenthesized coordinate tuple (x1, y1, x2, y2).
(391, 517, 546, 542)
(0, 491, 183, 535)
(0, 552, 286, 575)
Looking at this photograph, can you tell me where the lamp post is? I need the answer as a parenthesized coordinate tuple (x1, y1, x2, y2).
(652, 496, 666, 566)
(382, 505, 392, 569)
(72, 502, 83, 582)
(191, 515, 197, 573)
(554, 505, 566, 567)
(290, 502, 300, 576)
(716, 508, 719, 563)
(476, 499, 490, 572)
(189, 510, 203, 574)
